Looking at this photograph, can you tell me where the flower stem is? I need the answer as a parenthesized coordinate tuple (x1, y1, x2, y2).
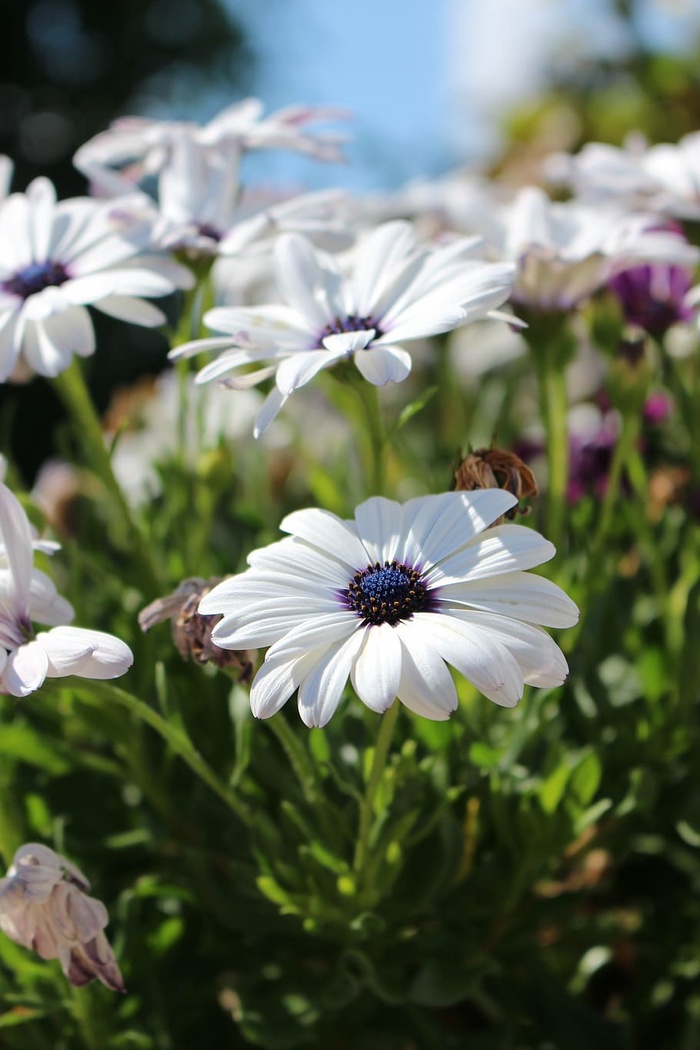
(537, 362, 569, 550)
(353, 700, 400, 881)
(353, 380, 386, 496)
(52, 360, 161, 594)
(589, 413, 641, 563)
(72, 681, 252, 827)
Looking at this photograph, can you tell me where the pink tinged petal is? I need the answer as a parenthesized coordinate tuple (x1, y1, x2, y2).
(415, 612, 524, 708)
(297, 631, 364, 727)
(426, 524, 556, 585)
(321, 329, 374, 354)
(437, 571, 580, 628)
(36, 626, 133, 680)
(447, 609, 569, 688)
(395, 628, 457, 720)
(354, 496, 405, 564)
(279, 507, 369, 571)
(275, 347, 346, 395)
(353, 344, 412, 386)
(351, 623, 402, 713)
(399, 490, 517, 568)
(94, 296, 165, 327)
(253, 387, 288, 437)
(0, 481, 34, 616)
(3, 642, 50, 697)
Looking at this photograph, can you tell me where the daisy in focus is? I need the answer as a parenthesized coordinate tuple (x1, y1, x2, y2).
(200, 490, 579, 727)
(0, 843, 124, 992)
(0, 481, 133, 696)
(0, 176, 192, 381)
(170, 220, 517, 436)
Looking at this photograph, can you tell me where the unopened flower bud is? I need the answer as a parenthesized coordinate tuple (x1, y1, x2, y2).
(139, 578, 255, 681)
(0, 844, 125, 992)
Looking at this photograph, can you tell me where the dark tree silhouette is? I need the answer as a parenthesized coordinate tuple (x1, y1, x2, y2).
(0, 0, 254, 481)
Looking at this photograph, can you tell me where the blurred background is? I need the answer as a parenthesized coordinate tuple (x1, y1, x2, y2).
(3, 0, 700, 479)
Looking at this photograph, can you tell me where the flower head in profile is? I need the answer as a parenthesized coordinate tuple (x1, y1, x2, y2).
(170, 221, 517, 435)
(74, 98, 348, 193)
(460, 185, 699, 312)
(0, 177, 192, 382)
(201, 491, 579, 727)
(546, 132, 700, 220)
(0, 843, 124, 992)
(0, 481, 133, 696)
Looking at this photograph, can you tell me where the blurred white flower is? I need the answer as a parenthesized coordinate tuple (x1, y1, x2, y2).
(546, 132, 700, 220)
(106, 134, 350, 261)
(0, 843, 124, 992)
(74, 98, 349, 195)
(0, 177, 193, 382)
(0, 481, 133, 696)
(170, 221, 517, 435)
(201, 490, 579, 727)
(463, 185, 699, 311)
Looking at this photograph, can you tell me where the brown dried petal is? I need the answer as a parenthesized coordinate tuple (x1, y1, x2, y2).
(453, 447, 538, 520)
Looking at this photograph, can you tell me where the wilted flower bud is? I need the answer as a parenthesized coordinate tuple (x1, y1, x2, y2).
(139, 578, 255, 680)
(453, 447, 538, 519)
(0, 843, 125, 992)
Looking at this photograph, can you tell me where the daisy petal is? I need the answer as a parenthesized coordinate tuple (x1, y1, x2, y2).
(351, 623, 402, 712)
(297, 631, 364, 727)
(353, 345, 412, 386)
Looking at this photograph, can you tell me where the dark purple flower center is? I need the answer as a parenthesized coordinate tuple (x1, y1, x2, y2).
(318, 313, 383, 344)
(3, 260, 69, 300)
(196, 222, 222, 243)
(345, 560, 429, 626)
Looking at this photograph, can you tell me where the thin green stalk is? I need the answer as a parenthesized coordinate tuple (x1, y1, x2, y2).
(537, 363, 569, 550)
(589, 413, 641, 565)
(72, 681, 252, 827)
(352, 379, 386, 496)
(353, 701, 400, 881)
(52, 361, 161, 594)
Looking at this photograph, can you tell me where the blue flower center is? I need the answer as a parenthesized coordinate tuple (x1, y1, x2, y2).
(345, 560, 428, 626)
(3, 260, 69, 300)
(318, 313, 383, 344)
(196, 222, 222, 243)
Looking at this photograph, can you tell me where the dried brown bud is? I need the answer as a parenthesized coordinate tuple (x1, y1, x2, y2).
(453, 447, 538, 519)
(139, 579, 255, 681)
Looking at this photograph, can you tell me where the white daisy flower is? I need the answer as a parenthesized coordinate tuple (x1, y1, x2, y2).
(106, 134, 350, 260)
(0, 177, 193, 382)
(170, 221, 517, 436)
(201, 490, 579, 727)
(0, 843, 124, 992)
(74, 98, 348, 194)
(0, 481, 133, 697)
(546, 132, 700, 220)
(459, 185, 699, 311)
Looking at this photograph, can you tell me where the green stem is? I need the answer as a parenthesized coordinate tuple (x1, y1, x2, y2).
(538, 363, 569, 550)
(589, 413, 641, 564)
(353, 701, 400, 880)
(52, 361, 161, 594)
(71, 681, 252, 827)
(353, 380, 386, 496)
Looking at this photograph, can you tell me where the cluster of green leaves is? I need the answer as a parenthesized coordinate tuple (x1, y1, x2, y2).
(0, 289, 699, 1050)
